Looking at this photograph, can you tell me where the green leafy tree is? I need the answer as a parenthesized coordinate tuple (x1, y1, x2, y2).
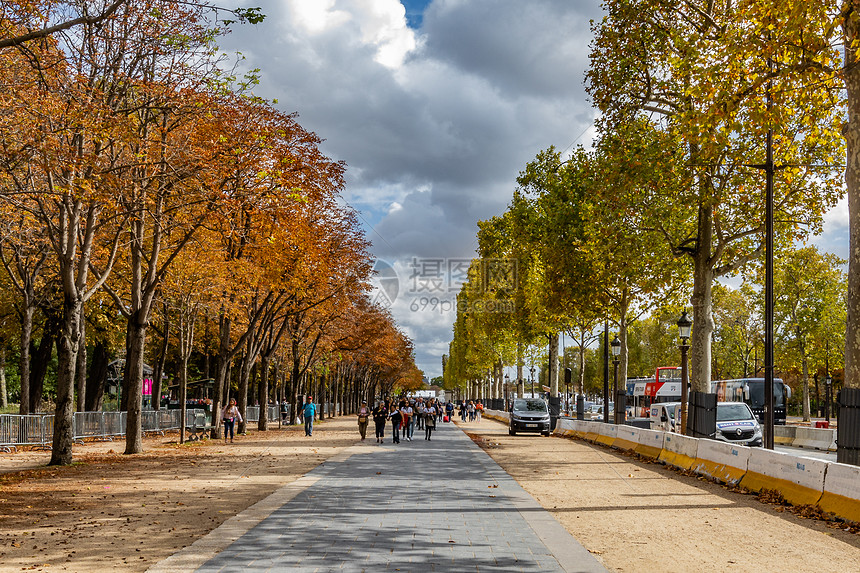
(587, 0, 844, 394)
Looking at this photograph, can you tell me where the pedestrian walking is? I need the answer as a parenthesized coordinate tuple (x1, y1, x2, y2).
(303, 396, 317, 436)
(424, 402, 437, 440)
(403, 401, 414, 441)
(373, 401, 388, 443)
(468, 401, 476, 422)
(416, 399, 425, 431)
(357, 401, 370, 440)
(446, 401, 454, 422)
(390, 401, 403, 444)
(222, 398, 242, 443)
(476, 400, 483, 422)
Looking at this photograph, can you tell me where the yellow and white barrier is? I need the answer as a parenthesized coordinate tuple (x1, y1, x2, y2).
(739, 448, 826, 506)
(613, 425, 641, 452)
(819, 462, 860, 522)
(691, 440, 750, 485)
(583, 421, 601, 443)
(553, 417, 577, 438)
(509, 415, 860, 524)
(595, 423, 618, 448)
(659, 433, 699, 470)
(635, 429, 665, 459)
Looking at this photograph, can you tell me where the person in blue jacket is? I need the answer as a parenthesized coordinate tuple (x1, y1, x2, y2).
(303, 395, 317, 436)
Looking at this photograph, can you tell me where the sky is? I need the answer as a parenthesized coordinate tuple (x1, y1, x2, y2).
(217, 0, 850, 380)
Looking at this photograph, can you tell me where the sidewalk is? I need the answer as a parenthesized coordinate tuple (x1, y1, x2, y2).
(150, 420, 605, 573)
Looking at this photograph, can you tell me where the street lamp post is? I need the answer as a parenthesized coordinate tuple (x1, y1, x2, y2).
(677, 312, 692, 436)
(564, 367, 571, 415)
(825, 375, 832, 423)
(611, 334, 622, 424)
(504, 373, 510, 410)
(530, 367, 535, 398)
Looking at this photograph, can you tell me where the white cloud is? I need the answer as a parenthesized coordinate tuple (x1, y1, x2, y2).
(286, 0, 350, 34)
(219, 0, 604, 376)
(285, 0, 417, 68)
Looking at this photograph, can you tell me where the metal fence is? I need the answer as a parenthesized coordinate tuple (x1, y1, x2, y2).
(1, 409, 207, 452)
(245, 406, 281, 426)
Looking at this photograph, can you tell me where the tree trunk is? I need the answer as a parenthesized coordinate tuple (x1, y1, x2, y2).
(690, 204, 715, 393)
(237, 345, 253, 435)
(289, 349, 301, 425)
(845, 4, 860, 391)
(30, 326, 55, 413)
(152, 302, 169, 411)
(49, 294, 82, 466)
(516, 340, 524, 398)
(258, 354, 269, 431)
(75, 309, 86, 412)
(85, 340, 109, 412)
(211, 312, 231, 439)
(800, 336, 810, 422)
(18, 305, 33, 415)
(549, 333, 559, 397)
(122, 312, 148, 454)
(0, 345, 7, 408)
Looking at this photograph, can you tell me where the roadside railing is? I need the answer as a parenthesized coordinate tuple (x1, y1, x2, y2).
(245, 406, 281, 428)
(1, 409, 207, 452)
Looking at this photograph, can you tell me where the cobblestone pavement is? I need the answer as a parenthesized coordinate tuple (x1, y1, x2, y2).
(152, 420, 605, 573)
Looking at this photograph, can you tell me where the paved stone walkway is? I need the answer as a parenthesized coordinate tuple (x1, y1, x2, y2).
(150, 420, 605, 573)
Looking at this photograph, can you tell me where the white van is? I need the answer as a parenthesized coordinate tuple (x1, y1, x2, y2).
(713, 402, 762, 447)
(649, 402, 681, 432)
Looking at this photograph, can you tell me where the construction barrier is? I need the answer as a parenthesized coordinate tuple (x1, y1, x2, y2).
(659, 433, 699, 470)
(819, 462, 860, 522)
(739, 448, 826, 506)
(553, 418, 577, 438)
(635, 429, 665, 459)
(595, 423, 618, 448)
(691, 439, 750, 485)
(566, 419, 585, 439)
(583, 421, 601, 443)
(553, 419, 860, 525)
(482, 409, 510, 423)
(614, 425, 641, 452)
(793, 427, 836, 451)
(773, 425, 796, 446)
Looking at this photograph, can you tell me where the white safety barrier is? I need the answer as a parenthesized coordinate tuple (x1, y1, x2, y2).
(793, 427, 836, 451)
(819, 462, 860, 522)
(739, 448, 826, 506)
(583, 421, 601, 443)
(595, 423, 618, 447)
(692, 440, 750, 485)
(659, 433, 699, 470)
(553, 419, 860, 525)
(569, 420, 588, 439)
(614, 425, 641, 452)
(635, 429, 665, 459)
(482, 409, 510, 422)
(773, 425, 796, 446)
(553, 417, 577, 438)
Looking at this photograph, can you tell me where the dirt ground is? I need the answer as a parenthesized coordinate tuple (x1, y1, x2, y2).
(458, 417, 860, 573)
(0, 417, 360, 572)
